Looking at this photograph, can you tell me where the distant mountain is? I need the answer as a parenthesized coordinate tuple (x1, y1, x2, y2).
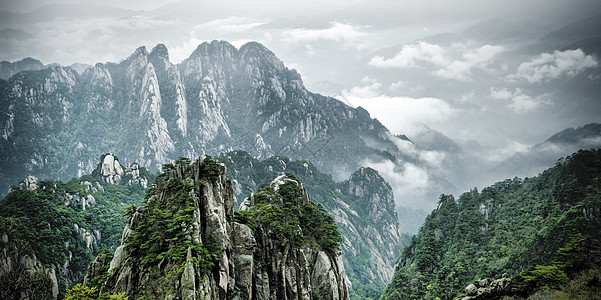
(539, 13, 601, 50)
(382, 149, 601, 299)
(0, 41, 464, 211)
(491, 123, 601, 180)
(563, 36, 601, 56)
(0, 57, 44, 80)
(68, 63, 92, 75)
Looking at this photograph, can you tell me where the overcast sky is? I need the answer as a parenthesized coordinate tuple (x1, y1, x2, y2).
(2, 0, 601, 208)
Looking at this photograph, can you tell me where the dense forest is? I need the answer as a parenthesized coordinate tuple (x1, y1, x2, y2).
(382, 149, 601, 299)
(0, 155, 151, 299)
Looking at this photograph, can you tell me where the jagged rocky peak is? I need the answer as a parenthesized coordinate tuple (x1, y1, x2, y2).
(149, 43, 169, 61)
(238, 172, 350, 300)
(347, 167, 396, 219)
(239, 41, 287, 72)
(11, 175, 39, 192)
(91, 153, 149, 188)
(99, 153, 124, 184)
(87, 157, 349, 299)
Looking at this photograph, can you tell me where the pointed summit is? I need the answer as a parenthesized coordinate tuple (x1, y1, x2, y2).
(149, 43, 169, 61)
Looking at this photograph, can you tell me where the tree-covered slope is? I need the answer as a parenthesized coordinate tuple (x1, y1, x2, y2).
(0, 154, 152, 299)
(382, 149, 601, 300)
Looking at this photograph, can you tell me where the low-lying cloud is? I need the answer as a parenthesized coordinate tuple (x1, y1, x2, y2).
(490, 87, 549, 113)
(338, 78, 455, 136)
(361, 158, 432, 209)
(369, 41, 504, 81)
(509, 49, 598, 83)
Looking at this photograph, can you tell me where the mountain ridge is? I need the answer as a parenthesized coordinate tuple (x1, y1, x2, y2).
(0, 40, 464, 212)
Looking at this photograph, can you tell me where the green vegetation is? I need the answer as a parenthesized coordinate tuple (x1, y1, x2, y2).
(0, 156, 150, 298)
(111, 156, 223, 298)
(218, 151, 401, 299)
(64, 283, 126, 300)
(235, 178, 341, 256)
(125, 177, 219, 272)
(381, 149, 601, 300)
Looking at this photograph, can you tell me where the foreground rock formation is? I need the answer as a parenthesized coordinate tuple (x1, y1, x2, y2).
(87, 156, 349, 299)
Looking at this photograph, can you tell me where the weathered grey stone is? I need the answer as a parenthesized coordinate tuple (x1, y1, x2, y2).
(94, 159, 349, 300)
(466, 283, 478, 296)
(479, 278, 490, 287)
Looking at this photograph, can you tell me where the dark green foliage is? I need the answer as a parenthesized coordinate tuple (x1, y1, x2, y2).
(200, 155, 220, 182)
(125, 178, 216, 269)
(218, 150, 401, 299)
(382, 149, 601, 300)
(0, 263, 54, 300)
(0, 168, 146, 297)
(512, 265, 568, 294)
(235, 179, 342, 256)
(124, 158, 224, 283)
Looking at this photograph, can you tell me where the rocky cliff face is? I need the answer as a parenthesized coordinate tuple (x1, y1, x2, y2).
(216, 151, 403, 297)
(0, 41, 459, 209)
(0, 233, 59, 299)
(336, 167, 403, 286)
(89, 156, 349, 299)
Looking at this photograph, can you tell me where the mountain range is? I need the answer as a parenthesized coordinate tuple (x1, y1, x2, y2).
(0, 39, 474, 214)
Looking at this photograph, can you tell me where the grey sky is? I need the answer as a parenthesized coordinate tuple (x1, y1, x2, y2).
(2, 0, 601, 209)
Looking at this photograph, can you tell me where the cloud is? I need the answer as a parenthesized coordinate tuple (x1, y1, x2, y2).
(388, 133, 446, 168)
(487, 140, 531, 162)
(169, 37, 208, 63)
(490, 87, 549, 113)
(433, 44, 504, 81)
(509, 49, 598, 83)
(369, 41, 503, 81)
(192, 16, 269, 34)
(339, 79, 455, 135)
(283, 22, 366, 44)
(361, 158, 431, 208)
(369, 41, 447, 68)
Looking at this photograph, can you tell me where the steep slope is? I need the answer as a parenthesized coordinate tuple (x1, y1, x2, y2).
(85, 155, 349, 299)
(0, 154, 151, 299)
(382, 149, 601, 299)
(0, 41, 464, 212)
(216, 150, 405, 298)
(491, 123, 601, 180)
(0, 41, 399, 195)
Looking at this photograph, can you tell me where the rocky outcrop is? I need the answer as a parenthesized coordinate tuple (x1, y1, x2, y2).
(7, 175, 38, 193)
(461, 274, 512, 299)
(0, 234, 59, 299)
(93, 154, 150, 188)
(123, 163, 148, 188)
(217, 152, 404, 295)
(239, 174, 350, 300)
(92, 157, 349, 299)
(99, 154, 124, 185)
